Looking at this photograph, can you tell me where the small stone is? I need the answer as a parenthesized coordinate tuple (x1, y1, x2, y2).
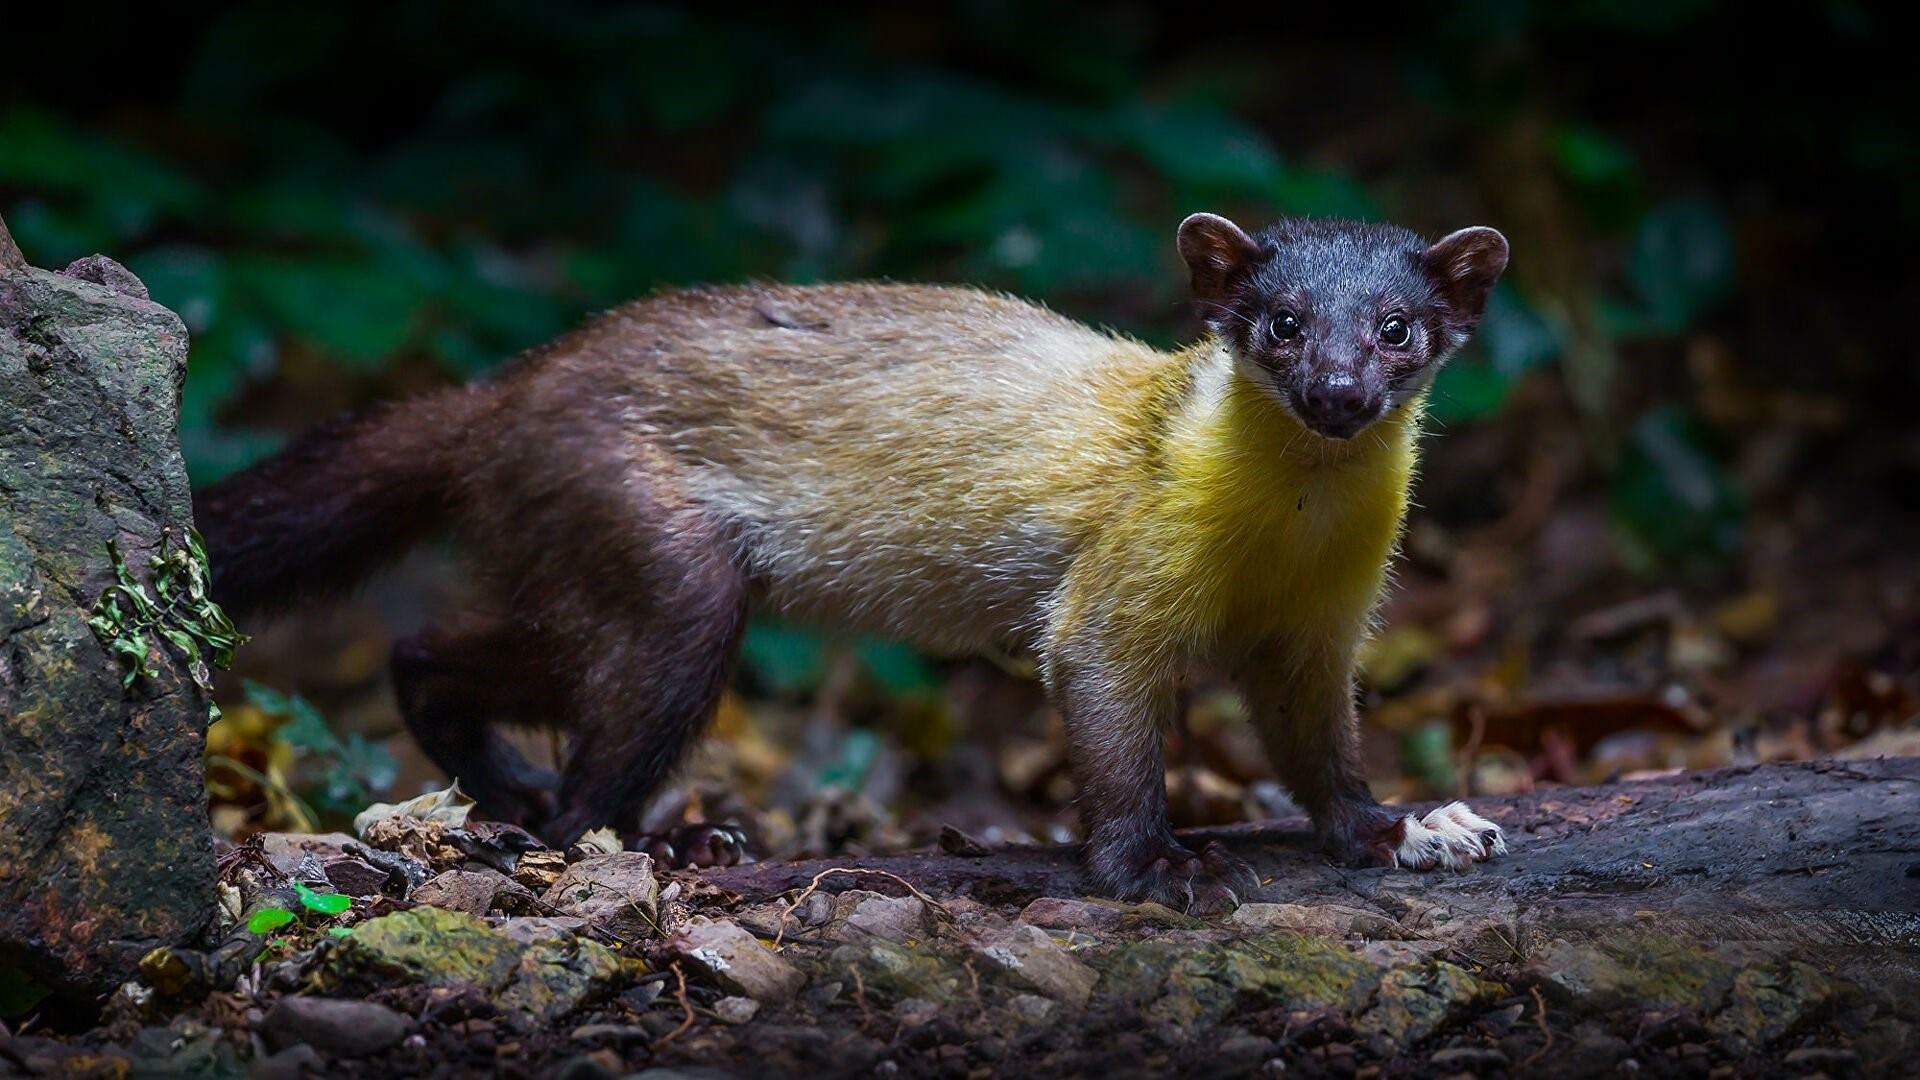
(798, 892, 834, 926)
(60, 255, 150, 299)
(1228, 903, 1400, 939)
(512, 850, 568, 891)
(891, 997, 939, 1027)
(500, 916, 589, 944)
(801, 980, 844, 1011)
(250, 1043, 324, 1080)
(570, 1023, 652, 1044)
(713, 996, 760, 1024)
(1357, 940, 1449, 965)
(973, 924, 1098, 1009)
(412, 869, 507, 915)
(258, 997, 409, 1057)
(321, 857, 392, 898)
(488, 879, 546, 916)
(1007, 993, 1058, 1025)
(541, 853, 660, 941)
(260, 834, 357, 877)
(827, 891, 927, 943)
(1216, 1034, 1279, 1067)
(666, 917, 805, 1002)
(620, 982, 664, 1011)
(551, 1051, 621, 1080)
(1019, 897, 1128, 932)
(1430, 1047, 1509, 1069)
(1782, 1047, 1858, 1069)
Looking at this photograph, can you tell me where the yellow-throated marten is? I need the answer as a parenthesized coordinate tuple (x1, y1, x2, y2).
(199, 212, 1511, 907)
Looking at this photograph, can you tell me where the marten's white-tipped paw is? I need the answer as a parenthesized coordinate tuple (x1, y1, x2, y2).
(1390, 801, 1507, 870)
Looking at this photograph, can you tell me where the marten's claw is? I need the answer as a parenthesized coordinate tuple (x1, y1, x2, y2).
(629, 823, 751, 869)
(1094, 839, 1260, 914)
(1386, 801, 1507, 870)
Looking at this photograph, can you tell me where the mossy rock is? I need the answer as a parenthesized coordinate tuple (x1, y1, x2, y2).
(319, 908, 521, 993)
(1357, 962, 1501, 1044)
(499, 934, 640, 1021)
(826, 940, 967, 1007)
(1710, 961, 1841, 1050)
(0, 248, 215, 998)
(1103, 932, 1381, 1027)
(1530, 934, 1735, 1013)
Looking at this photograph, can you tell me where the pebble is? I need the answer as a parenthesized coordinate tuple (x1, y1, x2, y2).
(258, 997, 409, 1057)
(249, 1043, 323, 1080)
(666, 916, 806, 1001)
(828, 891, 927, 943)
(320, 856, 388, 897)
(972, 924, 1098, 1008)
(569, 1023, 653, 1044)
(541, 852, 660, 940)
(890, 997, 939, 1027)
(1783, 1047, 1859, 1068)
(714, 996, 761, 1024)
(1007, 993, 1058, 1025)
(410, 868, 507, 915)
(1019, 897, 1128, 931)
(500, 915, 590, 944)
(1429, 1046, 1509, 1069)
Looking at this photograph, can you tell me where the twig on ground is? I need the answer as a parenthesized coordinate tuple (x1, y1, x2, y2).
(1519, 985, 1555, 1069)
(849, 963, 874, 1031)
(774, 866, 953, 947)
(650, 962, 695, 1052)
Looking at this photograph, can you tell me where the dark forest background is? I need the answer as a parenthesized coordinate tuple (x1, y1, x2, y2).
(4, 2, 1915, 848)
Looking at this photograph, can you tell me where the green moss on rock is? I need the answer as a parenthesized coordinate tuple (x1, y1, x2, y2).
(320, 908, 521, 992)
(1103, 932, 1381, 1028)
(499, 935, 639, 1021)
(826, 940, 967, 1006)
(1358, 962, 1501, 1044)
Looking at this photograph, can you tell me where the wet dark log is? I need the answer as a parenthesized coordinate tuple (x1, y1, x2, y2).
(702, 758, 1920, 953)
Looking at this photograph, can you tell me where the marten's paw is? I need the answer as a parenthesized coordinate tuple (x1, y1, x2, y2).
(629, 823, 751, 869)
(1092, 839, 1262, 915)
(1386, 801, 1507, 870)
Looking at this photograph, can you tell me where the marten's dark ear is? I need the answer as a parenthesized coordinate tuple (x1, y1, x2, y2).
(1178, 213, 1265, 303)
(1423, 226, 1509, 333)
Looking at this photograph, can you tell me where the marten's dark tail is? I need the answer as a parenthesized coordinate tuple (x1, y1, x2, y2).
(196, 387, 490, 615)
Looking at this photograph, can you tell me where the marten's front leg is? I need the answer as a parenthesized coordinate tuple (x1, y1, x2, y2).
(1047, 614, 1258, 912)
(1237, 636, 1506, 869)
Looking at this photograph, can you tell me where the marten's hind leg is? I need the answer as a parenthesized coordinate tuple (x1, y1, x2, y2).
(534, 521, 750, 852)
(391, 615, 560, 828)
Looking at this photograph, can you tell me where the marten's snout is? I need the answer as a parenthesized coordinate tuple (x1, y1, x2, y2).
(1293, 369, 1384, 440)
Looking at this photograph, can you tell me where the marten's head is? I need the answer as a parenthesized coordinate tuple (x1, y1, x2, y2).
(1178, 213, 1508, 440)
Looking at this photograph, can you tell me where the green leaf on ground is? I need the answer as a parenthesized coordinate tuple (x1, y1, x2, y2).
(247, 907, 296, 934)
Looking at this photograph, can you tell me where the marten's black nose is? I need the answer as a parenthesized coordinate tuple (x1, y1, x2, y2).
(1296, 372, 1382, 436)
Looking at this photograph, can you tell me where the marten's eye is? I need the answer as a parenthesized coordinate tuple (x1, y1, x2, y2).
(1269, 311, 1301, 342)
(1379, 316, 1411, 348)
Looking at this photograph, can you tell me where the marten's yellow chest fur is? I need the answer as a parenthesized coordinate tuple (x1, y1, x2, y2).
(1149, 365, 1418, 648)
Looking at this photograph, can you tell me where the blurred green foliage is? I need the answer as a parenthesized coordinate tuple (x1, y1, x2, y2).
(244, 679, 399, 814)
(5, 0, 1912, 622)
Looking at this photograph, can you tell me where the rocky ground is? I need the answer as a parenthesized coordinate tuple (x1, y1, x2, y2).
(2, 759, 1915, 1079)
